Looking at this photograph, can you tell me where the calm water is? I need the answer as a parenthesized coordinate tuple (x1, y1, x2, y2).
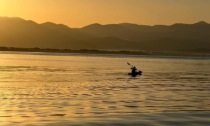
(0, 52, 210, 126)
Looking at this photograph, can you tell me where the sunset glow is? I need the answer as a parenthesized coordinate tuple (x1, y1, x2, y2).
(1, 0, 210, 27)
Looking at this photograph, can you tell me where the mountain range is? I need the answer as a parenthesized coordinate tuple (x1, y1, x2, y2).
(0, 17, 210, 52)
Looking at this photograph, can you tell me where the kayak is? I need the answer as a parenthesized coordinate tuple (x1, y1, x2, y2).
(128, 71, 142, 77)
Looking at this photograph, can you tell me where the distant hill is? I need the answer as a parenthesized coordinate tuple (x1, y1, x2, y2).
(0, 17, 92, 49)
(0, 17, 210, 52)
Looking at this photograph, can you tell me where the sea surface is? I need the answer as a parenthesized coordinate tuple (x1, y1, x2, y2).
(0, 51, 210, 126)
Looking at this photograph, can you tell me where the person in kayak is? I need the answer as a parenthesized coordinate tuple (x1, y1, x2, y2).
(131, 66, 138, 77)
(127, 62, 142, 77)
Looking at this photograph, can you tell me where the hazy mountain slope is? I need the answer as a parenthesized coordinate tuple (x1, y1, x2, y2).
(81, 22, 210, 51)
(0, 17, 91, 49)
(0, 17, 210, 51)
(81, 21, 210, 42)
(75, 37, 140, 50)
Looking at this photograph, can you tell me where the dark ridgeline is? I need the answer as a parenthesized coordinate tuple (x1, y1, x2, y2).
(0, 17, 210, 52)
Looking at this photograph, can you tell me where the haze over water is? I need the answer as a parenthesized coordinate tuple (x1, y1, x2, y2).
(0, 52, 210, 126)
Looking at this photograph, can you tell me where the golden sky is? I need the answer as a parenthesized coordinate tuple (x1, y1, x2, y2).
(0, 0, 210, 27)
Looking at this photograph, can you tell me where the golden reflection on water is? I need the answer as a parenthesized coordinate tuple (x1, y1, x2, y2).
(0, 52, 210, 125)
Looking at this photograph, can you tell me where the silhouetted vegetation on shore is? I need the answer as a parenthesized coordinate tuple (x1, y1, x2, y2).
(0, 46, 210, 57)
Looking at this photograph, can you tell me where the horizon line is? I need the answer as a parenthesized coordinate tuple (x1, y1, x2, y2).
(0, 16, 209, 28)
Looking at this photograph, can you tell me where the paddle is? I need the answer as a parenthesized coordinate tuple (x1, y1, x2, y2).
(127, 62, 132, 66)
(127, 62, 141, 71)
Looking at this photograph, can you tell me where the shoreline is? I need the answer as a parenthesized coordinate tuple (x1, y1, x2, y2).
(0, 46, 210, 58)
